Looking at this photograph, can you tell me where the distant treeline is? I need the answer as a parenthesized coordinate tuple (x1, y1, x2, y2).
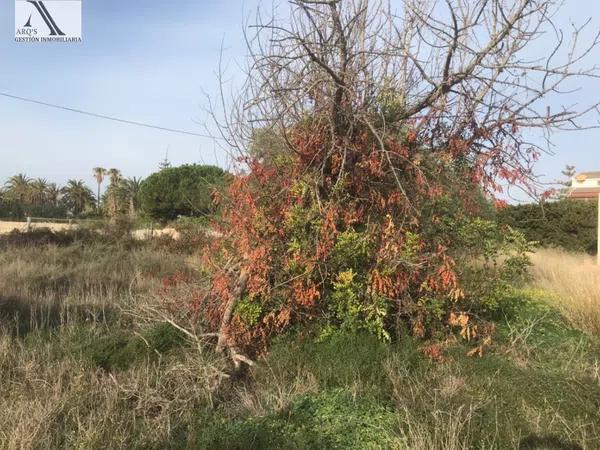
(0, 164, 231, 223)
(497, 199, 597, 254)
(0, 175, 91, 219)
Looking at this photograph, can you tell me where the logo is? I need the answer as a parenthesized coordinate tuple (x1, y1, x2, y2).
(15, 0, 81, 42)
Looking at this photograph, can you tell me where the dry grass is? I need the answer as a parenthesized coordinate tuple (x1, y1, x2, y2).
(0, 243, 188, 336)
(385, 362, 481, 450)
(234, 364, 319, 417)
(529, 248, 600, 336)
(0, 238, 225, 449)
(0, 329, 223, 450)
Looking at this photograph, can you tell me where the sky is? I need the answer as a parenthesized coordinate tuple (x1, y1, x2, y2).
(1, 0, 600, 200)
(0, 0, 261, 189)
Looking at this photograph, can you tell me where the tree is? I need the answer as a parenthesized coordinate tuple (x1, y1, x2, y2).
(30, 178, 49, 206)
(99, 170, 144, 223)
(561, 166, 577, 185)
(553, 164, 577, 199)
(198, 0, 600, 366)
(1, 175, 67, 218)
(139, 165, 230, 221)
(92, 167, 107, 213)
(158, 148, 172, 171)
(61, 179, 95, 216)
(4, 174, 31, 205)
(103, 168, 127, 222)
(46, 183, 61, 207)
(124, 176, 143, 218)
(107, 168, 122, 185)
(497, 199, 598, 254)
(0, 188, 14, 218)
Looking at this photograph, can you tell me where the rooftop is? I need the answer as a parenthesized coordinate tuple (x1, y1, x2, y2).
(568, 186, 600, 198)
(575, 171, 600, 179)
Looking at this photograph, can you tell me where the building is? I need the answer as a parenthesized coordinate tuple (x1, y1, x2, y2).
(568, 172, 600, 200)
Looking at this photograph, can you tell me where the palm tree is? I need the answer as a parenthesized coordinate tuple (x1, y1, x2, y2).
(108, 168, 122, 185)
(30, 178, 49, 205)
(92, 167, 107, 213)
(46, 183, 61, 207)
(4, 173, 31, 205)
(61, 179, 95, 216)
(124, 177, 143, 218)
(104, 169, 124, 221)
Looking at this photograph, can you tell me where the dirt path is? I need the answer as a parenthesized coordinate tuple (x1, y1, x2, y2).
(131, 227, 181, 240)
(0, 221, 75, 234)
(0, 221, 184, 241)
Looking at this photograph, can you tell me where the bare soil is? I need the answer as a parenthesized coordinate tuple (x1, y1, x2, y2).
(0, 221, 74, 234)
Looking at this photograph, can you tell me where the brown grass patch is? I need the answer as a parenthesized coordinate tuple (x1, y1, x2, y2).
(530, 248, 600, 336)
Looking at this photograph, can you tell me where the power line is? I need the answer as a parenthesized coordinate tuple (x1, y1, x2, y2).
(0, 91, 218, 139)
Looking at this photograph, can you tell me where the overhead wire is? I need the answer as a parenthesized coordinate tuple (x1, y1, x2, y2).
(0, 91, 218, 138)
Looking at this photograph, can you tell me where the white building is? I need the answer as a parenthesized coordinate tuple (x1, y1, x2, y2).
(568, 172, 600, 200)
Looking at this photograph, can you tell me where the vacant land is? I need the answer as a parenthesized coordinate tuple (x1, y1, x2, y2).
(0, 233, 598, 449)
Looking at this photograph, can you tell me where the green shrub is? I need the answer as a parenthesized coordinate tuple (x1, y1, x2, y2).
(0, 201, 68, 220)
(453, 218, 534, 318)
(193, 389, 397, 450)
(497, 199, 597, 254)
(255, 329, 396, 396)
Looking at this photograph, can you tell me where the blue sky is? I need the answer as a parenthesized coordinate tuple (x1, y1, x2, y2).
(0, 0, 260, 188)
(0, 0, 599, 199)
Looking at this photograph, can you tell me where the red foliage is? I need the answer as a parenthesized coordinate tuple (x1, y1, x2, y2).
(191, 121, 529, 354)
(419, 343, 446, 363)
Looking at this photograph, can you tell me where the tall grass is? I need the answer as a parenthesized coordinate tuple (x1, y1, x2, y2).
(529, 248, 600, 336)
(0, 329, 223, 449)
(0, 237, 191, 334)
(0, 234, 225, 449)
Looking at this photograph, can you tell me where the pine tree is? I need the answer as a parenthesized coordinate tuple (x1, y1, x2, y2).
(554, 165, 576, 199)
(158, 148, 171, 170)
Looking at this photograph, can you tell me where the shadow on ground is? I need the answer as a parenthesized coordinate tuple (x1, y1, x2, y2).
(0, 294, 115, 336)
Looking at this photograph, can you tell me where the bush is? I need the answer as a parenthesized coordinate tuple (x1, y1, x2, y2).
(497, 199, 597, 254)
(138, 164, 231, 221)
(452, 218, 533, 319)
(0, 202, 68, 220)
(200, 124, 533, 356)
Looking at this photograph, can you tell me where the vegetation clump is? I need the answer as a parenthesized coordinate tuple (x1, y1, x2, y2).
(195, 0, 583, 361)
(138, 164, 230, 221)
(498, 199, 598, 254)
(205, 127, 531, 356)
(82, 323, 188, 371)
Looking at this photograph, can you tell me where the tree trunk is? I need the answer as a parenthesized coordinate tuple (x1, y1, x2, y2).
(216, 269, 253, 369)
